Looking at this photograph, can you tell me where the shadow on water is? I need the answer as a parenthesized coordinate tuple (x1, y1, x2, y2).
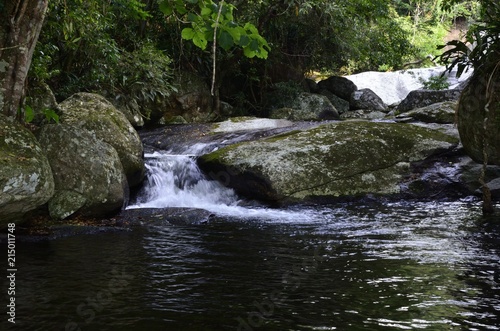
(1, 201, 500, 330)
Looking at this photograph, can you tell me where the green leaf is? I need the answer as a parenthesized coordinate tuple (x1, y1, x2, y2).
(24, 105, 35, 123)
(181, 28, 195, 40)
(238, 34, 250, 47)
(43, 108, 59, 124)
(218, 30, 234, 50)
(201, 7, 212, 16)
(158, 1, 172, 15)
(192, 31, 208, 49)
(186, 0, 198, 3)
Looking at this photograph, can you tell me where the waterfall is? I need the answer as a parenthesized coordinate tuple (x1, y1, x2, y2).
(127, 143, 310, 221)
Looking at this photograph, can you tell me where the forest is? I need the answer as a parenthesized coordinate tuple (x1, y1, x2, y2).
(0, 0, 491, 122)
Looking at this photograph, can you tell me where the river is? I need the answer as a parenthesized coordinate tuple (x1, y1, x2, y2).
(2, 138, 500, 331)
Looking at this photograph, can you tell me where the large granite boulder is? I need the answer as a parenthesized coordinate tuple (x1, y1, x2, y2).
(58, 93, 145, 187)
(396, 89, 461, 113)
(457, 57, 500, 165)
(350, 88, 387, 111)
(396, 101, 457, 124)
(269, 92, 339, 121)
(318, 89, 350, 114)
(198, 121, 458, 202)
(161, 70, 214, 124)
(0, 114, 54, 226)
(317, 76, 357, 101)
(38, 124, 127, 220)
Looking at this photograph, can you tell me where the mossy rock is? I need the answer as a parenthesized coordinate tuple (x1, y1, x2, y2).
(0, 114, 54, 225)
(198, 121, 458, 202)
(58, 92, 145, 187)
(457, 57, 500, 165)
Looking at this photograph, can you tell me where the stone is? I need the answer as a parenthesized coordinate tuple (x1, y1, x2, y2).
(340, 110, 386, 120)
(318, 89, 350, 114)
(38, 124, 127, 220)
(350, 88, 387, 112)
(457, 57, 500, 165)
(0, 114, 54, 226)
(396, 101, 457, 124)
(162, 70, 214, 123)
(396, 89, 461, 113)
(58, 92, 145, 187)
(269, 92, 339, 121)
(198, 121, 459, 202)
(317, 76, 357, 101)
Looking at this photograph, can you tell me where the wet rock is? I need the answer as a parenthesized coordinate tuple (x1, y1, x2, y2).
(58, 92, 145, 187)
(340, 110, 387, 120)
(0, 114, 54, 226)
(198, 121, 459, 202)
(117, 207, 215, 225)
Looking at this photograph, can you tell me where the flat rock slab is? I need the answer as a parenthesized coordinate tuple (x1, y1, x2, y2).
(117, 207, 216, 226)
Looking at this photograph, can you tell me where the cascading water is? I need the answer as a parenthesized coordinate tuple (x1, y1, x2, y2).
(127, 143, 309, 221)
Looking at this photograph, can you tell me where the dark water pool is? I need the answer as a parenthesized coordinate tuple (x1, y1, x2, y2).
(2, 201, 500, 330)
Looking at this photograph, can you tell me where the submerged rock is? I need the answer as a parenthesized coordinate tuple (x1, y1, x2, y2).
(0, 114, 54, 226)
(198, 121, 459, 203)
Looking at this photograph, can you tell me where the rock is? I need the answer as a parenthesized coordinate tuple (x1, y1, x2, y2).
(396, 101, 457, 124)
(396, 89, 461, 113)
(0, 114, 54, 226)
(25, 81, 59, 126)
(112, 98, 145, 128)
(269, 92, 339, 120)
(340, 110, 387, 120)
(457, 57, 500, 165)
(198, 121, 459, 202)
(38, 124, 127, 220)
(304, 78, 320, 93)
(318, 89, 350, 114)
(317, 76, 357, 101)
(162, 70, 214, 123)
(459, 156, 500, 198)
(350, 88, 387, 111)
(58, 92, 145, 187)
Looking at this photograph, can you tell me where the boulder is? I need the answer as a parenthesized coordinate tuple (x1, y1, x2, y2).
(269, 92, 339, 121)
(340, 110, 386, 120)
(198, 121, 459, 202)
(58, 92, 145, 187)
(396, 101, 457, 124)
(38, 124, 127, 220)
(457, 57, 500, 165)
(25, 81, 59, 126)
(396, 89, 461, 113)
(318, 89, 350, 114)
(162, 70, 214, 123)
(112, 98, 145, 128)
(350, 88, 387, 112)
(317, 76, 357, 101)
(0, 115, 55, 225)
(304, 78, 320, 93)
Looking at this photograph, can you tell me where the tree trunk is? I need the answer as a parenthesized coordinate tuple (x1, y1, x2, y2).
(0, 0, 48, 118)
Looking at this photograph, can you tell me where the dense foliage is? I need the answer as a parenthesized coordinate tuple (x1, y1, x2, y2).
(28, 0, 483, 118)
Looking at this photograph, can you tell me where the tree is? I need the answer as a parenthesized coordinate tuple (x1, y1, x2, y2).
(0, 0, 49, 119)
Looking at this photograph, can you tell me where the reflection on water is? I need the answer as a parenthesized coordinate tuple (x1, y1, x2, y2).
(2, 201, 500, 330)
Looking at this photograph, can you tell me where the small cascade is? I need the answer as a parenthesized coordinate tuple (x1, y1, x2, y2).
(127, 143, 314, 221)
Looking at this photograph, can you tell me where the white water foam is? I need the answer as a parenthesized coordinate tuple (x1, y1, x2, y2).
(127, 147, 313, 221)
